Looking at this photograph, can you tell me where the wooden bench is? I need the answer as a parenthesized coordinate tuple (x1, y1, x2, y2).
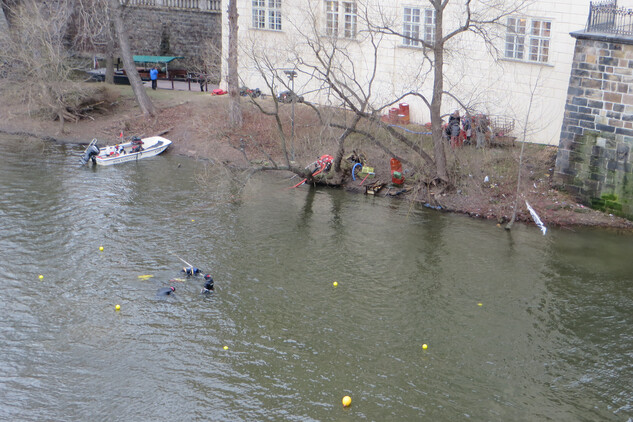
(169, 69, 188, 81)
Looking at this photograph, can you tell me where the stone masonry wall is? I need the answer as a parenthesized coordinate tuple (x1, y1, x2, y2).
(121, 6, 221, 71)
(555, 33, 633, 218)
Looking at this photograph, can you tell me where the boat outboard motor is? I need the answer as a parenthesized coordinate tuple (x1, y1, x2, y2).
(79, 143, 100, 165)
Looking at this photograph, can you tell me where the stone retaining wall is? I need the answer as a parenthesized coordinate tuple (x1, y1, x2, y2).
(555, 31, 633, 218)
(121, 6, 221, 71)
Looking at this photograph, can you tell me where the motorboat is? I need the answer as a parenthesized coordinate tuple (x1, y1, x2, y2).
(80, 136, 172, 166)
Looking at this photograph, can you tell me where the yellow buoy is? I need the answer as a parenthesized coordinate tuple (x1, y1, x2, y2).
(422, 344, 428, 350)
(99, 246, 104, 251)
(191, 219, 195, 222)
(223, 345, 229, 350)
(115, 304, 121, 311)
(478, 302, 483, 307)
(333, 281, 338, 287)
(38, 275, 44, 280)
(342, 395, 352, 407)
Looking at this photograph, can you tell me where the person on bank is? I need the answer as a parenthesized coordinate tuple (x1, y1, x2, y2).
(462, 114, 472, 145)
(150, 66, 159, 90)
(449, 110, 462, 149)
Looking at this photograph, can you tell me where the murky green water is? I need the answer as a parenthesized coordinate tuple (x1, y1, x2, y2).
(0, 135, 632, 421)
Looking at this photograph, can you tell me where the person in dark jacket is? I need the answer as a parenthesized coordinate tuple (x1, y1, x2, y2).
(449, 110, 461, 149)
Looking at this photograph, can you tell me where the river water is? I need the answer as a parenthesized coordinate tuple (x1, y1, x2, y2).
(0, 135, 632, 421)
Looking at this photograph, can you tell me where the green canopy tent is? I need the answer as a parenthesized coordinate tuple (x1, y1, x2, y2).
(132, 55, 184, 78)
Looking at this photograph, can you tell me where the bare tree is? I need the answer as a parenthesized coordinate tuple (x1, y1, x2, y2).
(0, 1, 82, 133)
(234, 3, 438, 187)
(104, 23, 115, 85)
(371, 0, 529, 183)
(227, 0, 242, 126)
(61, 0, 117, 84)
(225, 0, 531, 191)
(505, 67, 542, 230)
(107, 0, 155, 116)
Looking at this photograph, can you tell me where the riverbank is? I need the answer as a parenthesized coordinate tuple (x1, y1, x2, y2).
(2, 82, 632, 230)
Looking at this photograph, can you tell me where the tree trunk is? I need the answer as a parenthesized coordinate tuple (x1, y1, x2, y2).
(105, 22, 115, 84)
(431, 3, 448, 182)
(333, 115, 360, 173)
(0, 0, 19, 29)
(108, 0, 155, 116)
(227, 0, 242, 126)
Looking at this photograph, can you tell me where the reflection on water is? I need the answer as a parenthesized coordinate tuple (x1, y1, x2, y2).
(0, 135, 632, 421)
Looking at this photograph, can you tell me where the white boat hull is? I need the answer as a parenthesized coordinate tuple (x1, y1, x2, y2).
(93, 136, 172, 166)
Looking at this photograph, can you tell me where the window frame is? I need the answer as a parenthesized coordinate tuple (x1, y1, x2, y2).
(403, 6, 421, 47)
(252, 0, 266, 29)
(528, 19, 551, 63)
(324, 1, 357, 39)
(252, 0, 282, 31)
(325, 1, 340, 37)
(343, 2, 357, 39)
(268, 0, 282, 31)
(505, 16, 552, 63)
(422, 8, 435, 44)
(403, 6, 435, 47)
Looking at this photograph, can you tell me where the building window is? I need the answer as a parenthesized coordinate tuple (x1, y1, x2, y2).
(326, 1, 339, 36)
(252, 0, 282, 31)
(403, 7, 434, 47)
(325, 1, 357, 39)
(505, 17, 551, 63)
(529, 20, 551, 62)
(403, 7, 420, 46)
(268, 0, 282, 31)
(422, 9, 435, 43)
(253, 0, 266, 29)
(343, 2, 357, 39)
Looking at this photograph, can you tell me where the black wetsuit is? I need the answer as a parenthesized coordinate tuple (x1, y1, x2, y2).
(201, 274, 214, 293)
(158, 286, 176, 296)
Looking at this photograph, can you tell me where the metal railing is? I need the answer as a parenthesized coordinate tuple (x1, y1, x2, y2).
(123, 0, 221, 11)
(586, 0, 633, 36)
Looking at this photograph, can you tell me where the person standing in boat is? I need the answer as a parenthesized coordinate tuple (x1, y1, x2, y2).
(150, 66, 158, 90)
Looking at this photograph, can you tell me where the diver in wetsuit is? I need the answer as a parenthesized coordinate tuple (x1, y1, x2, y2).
(182, 267, 201, 276)
(157, 286, 176, 296)
(201, 274, 214, 294)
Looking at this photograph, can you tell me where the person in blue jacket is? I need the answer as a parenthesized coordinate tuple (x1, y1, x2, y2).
(150, 66, 158, 90)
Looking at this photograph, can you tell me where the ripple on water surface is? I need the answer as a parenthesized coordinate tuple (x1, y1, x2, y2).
(1, 138, 633, 421)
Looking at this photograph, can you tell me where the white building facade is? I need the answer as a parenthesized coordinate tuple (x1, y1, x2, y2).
(221, 1, 613, 145)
